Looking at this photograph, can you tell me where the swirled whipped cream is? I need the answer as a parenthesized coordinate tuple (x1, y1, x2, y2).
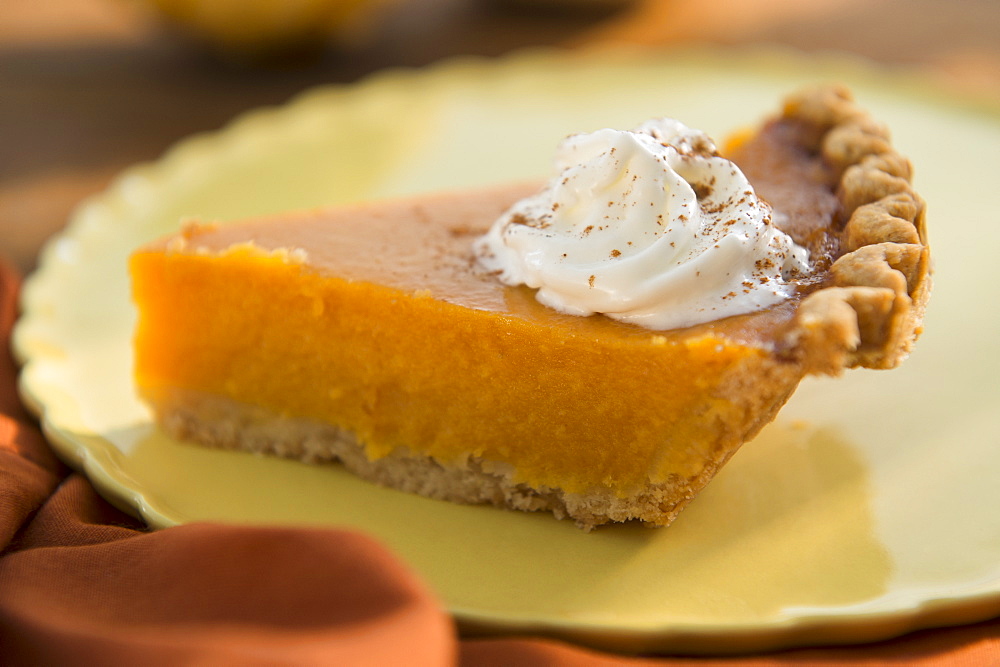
(473, 119, 811, 330)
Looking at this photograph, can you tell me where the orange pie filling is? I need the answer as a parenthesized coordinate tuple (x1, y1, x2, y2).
(133, 241, 803, 497)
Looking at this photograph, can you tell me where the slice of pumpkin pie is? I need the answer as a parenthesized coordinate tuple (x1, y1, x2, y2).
(130, 86, 929, 529)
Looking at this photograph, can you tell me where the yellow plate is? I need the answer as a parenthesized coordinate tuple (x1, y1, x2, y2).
(13, 48, 1000, 655)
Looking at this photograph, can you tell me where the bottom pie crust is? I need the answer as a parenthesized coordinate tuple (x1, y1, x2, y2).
(150, 382, 798, 530)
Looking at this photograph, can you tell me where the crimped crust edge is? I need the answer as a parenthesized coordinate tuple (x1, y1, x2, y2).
(778, 85, 931, 375)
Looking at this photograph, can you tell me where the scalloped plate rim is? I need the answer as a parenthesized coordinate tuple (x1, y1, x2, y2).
(12, 46, 1000, 655)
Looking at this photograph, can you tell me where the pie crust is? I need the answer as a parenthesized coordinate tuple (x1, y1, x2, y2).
(775, 85, 930, 374)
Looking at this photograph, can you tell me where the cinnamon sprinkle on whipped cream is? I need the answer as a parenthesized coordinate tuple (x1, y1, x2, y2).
(474, 119, 811, 330)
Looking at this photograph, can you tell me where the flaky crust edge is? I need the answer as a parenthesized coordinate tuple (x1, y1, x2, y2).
(776, 85, 932, 375)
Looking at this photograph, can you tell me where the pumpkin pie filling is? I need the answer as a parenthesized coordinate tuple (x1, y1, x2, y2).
(131, 86, 930, 528)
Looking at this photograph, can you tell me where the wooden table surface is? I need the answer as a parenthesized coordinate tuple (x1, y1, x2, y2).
(3, 0, 999, 272)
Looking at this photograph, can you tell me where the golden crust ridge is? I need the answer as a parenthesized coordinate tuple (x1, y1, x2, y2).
(778, 86, 931, 375)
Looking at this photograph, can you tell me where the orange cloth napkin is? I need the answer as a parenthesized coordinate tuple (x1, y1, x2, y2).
(1, 257, 999, 665)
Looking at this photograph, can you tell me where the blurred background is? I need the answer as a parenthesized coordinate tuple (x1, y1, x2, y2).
(2, 0, 999, 272)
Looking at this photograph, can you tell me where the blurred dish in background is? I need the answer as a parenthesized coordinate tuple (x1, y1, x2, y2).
(137, 0, 399, 60)
(492, 0, 637, 10)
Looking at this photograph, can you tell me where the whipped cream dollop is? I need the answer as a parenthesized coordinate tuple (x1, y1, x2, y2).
(474, 119, 812, 330)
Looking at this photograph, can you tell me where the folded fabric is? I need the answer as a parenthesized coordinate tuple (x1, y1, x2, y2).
(1, 258, 998, 666)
